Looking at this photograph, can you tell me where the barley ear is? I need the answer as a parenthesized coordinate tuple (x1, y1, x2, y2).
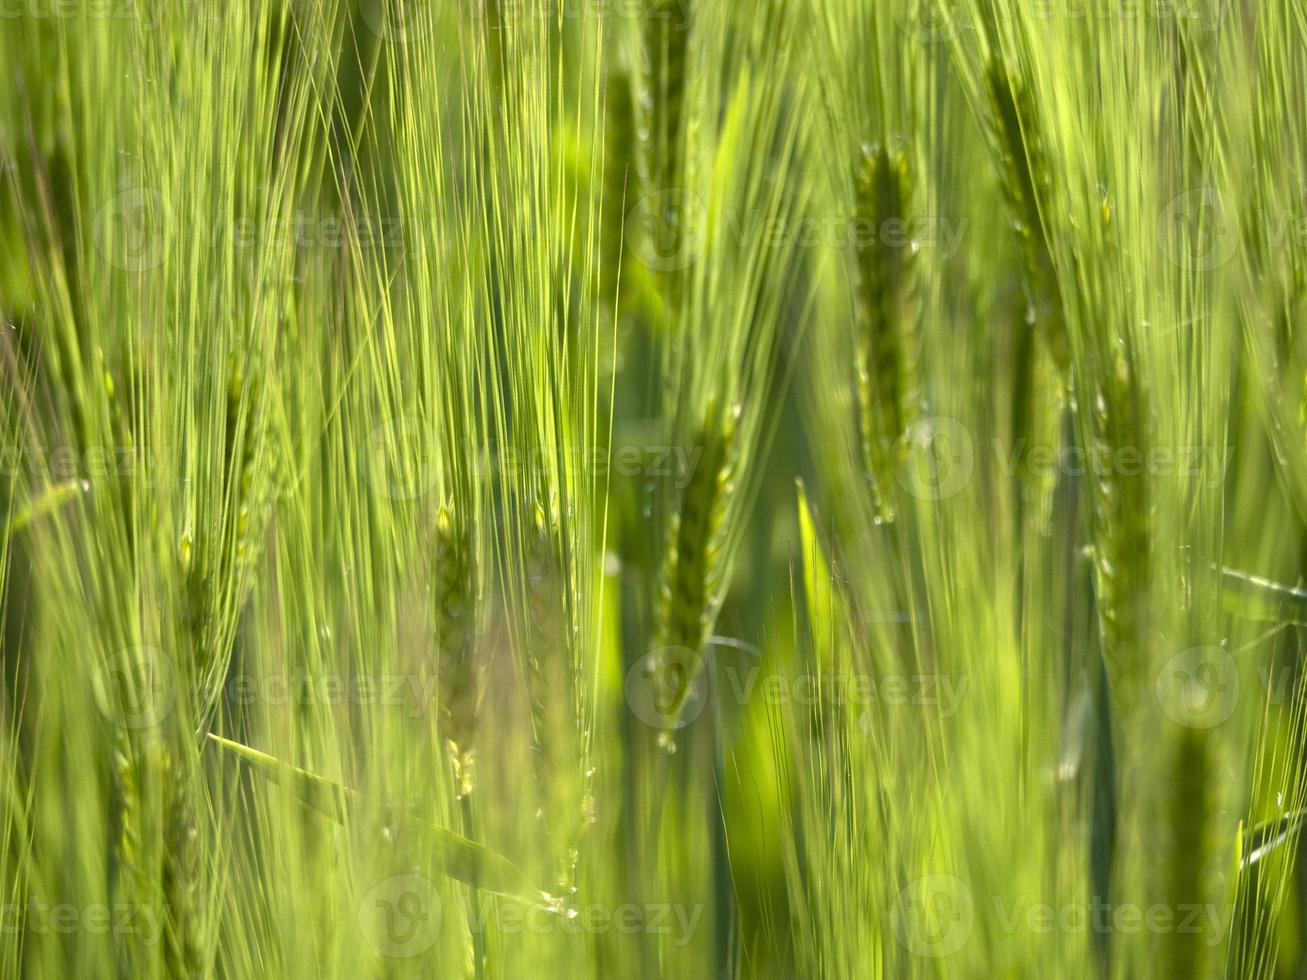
(640, 0, 691, 196)
(853, 144, 919, 522)
(182, 351, 263, 720)
(524, 500, 591, 892)
(984, 57, 1069, 532)
(161, 741, 200, 978)
(652, 400, 738, 741)
(223, 352, 260, 574)
(435, 503, 481, 799)
(111, 729, 154, 973)
(113, 726, 201, 977)
(1086, 338, 1149, 712)
(983, 56, 1068, 370)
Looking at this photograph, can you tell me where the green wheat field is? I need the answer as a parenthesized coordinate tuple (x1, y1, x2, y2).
(3, 0, 1307, 977)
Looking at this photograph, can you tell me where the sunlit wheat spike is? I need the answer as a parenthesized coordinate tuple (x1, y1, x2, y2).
(222, 352, 259, 567)
(161, 743, 201, 978)
(435, 502, 481, 799)
(524, 500, 573, 770)
(111, 727, 146, 906)
(182, 350, 262, 716)
(853, 143, 919, 522)
(113, 728, 201, 976)
(658, 400, 738, 652)
(111, 730, 152, 973)
(523, 500, 591, 892)
(1086, 339, 1150, 711)
(983, 56, 1067, 370)
(650, 400, 738, 740)
(984, 58, 1043, 253)
(982, 56, 1070, 533)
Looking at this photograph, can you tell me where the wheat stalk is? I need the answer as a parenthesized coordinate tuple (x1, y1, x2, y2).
(640, 0, 692, 196)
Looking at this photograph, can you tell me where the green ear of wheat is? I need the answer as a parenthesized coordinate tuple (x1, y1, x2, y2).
(435, 502, 481, 799)
(983, 57, 1063, 351)
(521, 500, 595, 895)
(651, 399, 737, 743)
(853, 143, 919, 523)
(641, 0, 692, 197)
(983, 56, 1068, 532)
